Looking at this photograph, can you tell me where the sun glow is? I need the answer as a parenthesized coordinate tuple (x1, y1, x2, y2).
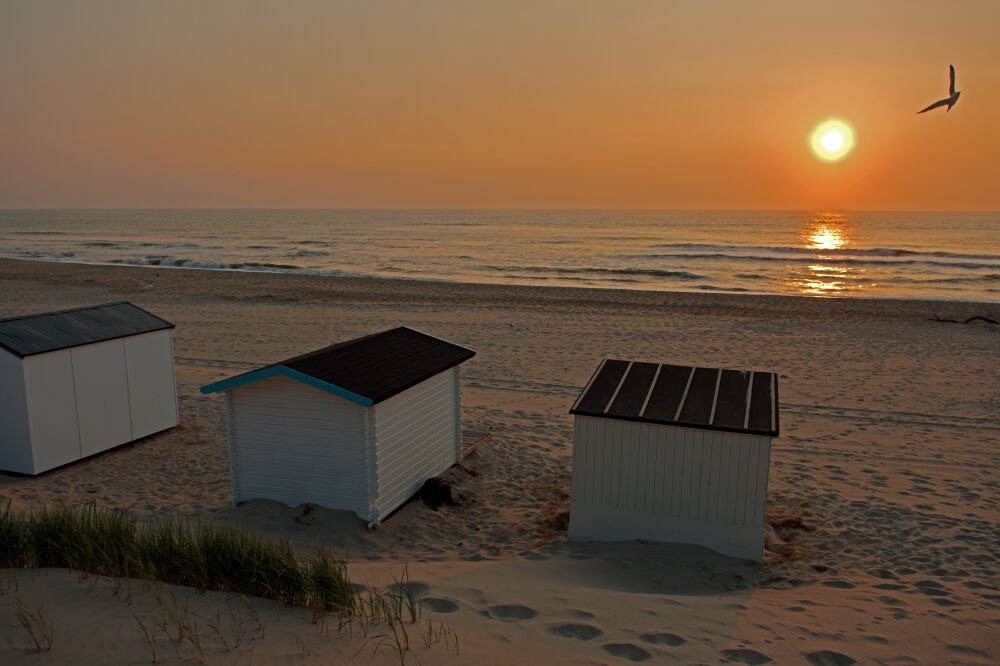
(808, 226, 847, 250)
(810, 119, 854, 162)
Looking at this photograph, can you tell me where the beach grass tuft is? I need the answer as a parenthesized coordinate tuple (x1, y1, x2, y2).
(2, 502, 449, 660)
(3, 502, 370, 615)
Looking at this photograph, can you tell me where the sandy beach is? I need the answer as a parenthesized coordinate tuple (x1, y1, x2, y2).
(1, 257, 998, 665)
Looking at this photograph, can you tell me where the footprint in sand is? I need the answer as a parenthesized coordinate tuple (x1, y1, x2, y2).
(721, 648, 773, 664)
(947, 645, 990, 659)
(547, 623, 603, 641)
(638, 632, 686, 646)
(483, 604, 538, 621)
(602, 643, 652, 662)
(805, 650, 857, 666)
(421, 597, 460, 613)
(821, 579, 856, 589)
(387, 581, 430, 596)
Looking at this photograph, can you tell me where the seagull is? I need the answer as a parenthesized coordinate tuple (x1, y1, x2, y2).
(917, 64, 961, 114)
(134, 273, 160, 289)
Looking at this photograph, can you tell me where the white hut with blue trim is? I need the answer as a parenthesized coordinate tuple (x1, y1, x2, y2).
(201, 327, 475, 526)
(0, 302, 178, 475)
(568, 359, 779, 561)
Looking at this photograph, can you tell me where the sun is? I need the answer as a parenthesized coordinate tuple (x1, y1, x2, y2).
(810, 119, 854, 162)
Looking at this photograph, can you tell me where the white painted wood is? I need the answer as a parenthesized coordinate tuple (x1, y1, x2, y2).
(124, 330, 179, 439)
(372, 368, 459, 520)
(0, 350, 33, 474)
(569, 415, 773, 561)
(22, 350, 82, 473)
(72, 339, 134, 457)
(453, 366, 463, 463)
(229, 375, 370, 518)
(1, 328, 178, 475)
(226, 392, 240, 506)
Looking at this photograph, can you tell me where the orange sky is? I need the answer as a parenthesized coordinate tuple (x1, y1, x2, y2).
(1, 1, 998, 210)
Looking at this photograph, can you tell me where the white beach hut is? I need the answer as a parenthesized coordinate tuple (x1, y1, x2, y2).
(0, 302, 179, 475)
(200, 327, 475, 526)
(568, 359, 779, 561)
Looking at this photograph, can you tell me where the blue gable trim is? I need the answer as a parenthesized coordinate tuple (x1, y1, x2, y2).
(199, 365, 375, 407)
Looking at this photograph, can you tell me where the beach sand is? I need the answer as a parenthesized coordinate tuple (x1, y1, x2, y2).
(1, 257, 998, 664)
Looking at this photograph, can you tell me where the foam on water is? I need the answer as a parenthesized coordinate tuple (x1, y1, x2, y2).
(1, 209, 997, 302)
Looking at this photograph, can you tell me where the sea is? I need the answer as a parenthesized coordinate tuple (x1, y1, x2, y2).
(1, 209, 998, 303)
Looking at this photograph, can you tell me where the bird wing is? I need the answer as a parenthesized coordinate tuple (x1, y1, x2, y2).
(917, 97, 951, 114)
(949, 64, 956, 96)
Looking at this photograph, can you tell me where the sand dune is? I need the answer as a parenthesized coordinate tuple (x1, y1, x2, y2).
(1, 258, 998, 664)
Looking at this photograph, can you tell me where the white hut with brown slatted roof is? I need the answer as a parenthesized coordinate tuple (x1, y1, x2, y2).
(568, 359, 779, 561)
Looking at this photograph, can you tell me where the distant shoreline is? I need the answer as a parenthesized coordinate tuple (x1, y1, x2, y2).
(3, 254, 999, 307)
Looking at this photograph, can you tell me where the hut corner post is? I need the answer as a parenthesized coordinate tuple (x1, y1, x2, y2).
(363, 408, 381, 529)
(454, 366, 464, 464)
(225, 392, 240, 507)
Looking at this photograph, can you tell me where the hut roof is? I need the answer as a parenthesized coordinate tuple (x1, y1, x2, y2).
(0, 302, 174, 358)
(200, 326, 475, 407)
(570, 359, 779, 437)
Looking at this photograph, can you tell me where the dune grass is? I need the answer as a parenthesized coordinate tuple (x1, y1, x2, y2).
(0, 502, 362, 614)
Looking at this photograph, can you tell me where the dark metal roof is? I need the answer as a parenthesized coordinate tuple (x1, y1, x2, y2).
(200, 326, 476, 406)
(0, 302, 175, 358)
(570, 358, 779, 437)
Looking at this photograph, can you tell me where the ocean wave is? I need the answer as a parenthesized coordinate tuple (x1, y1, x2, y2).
(629, 252, 1000, 270)
(138, 241, 224, 250)
(648, 243, 1000, 262)
(127, 257, 303, 271)
(485, 265, 706, 280)
(697, 284, 752, 292)
(903, 274, 1000, 285)
(83, 241, 122, 247)
(288, 249, 330, 258)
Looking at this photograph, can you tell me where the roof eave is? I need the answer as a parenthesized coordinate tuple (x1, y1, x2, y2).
(199, 365, 375, 407)
(569, 409, 779, 438)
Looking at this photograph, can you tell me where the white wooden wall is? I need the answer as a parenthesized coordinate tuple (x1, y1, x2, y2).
(569, 415, 772, 561)
(229, 375, 371, 518)
(72, 339, 134, 457)
(0, 331, 179, 475)
(23, 349, 85, 472)
(126, 330, 180, 439)
(371, 368, 460, 522)
(0, 350, 33, 474)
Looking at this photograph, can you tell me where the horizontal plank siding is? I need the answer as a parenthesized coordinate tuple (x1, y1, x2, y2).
(372, 369, 459, 520)
(569, 415, 772, 561)
(229, 375, 369, 518)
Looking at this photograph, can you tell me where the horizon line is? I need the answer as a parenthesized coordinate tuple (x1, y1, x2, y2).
(1, 206, 998, 215)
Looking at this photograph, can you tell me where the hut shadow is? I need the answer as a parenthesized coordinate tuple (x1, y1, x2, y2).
(520, 540, 768, 597)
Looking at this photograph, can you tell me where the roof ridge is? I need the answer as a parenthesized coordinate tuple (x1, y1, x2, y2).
(0, 300, 134, 324)
(278, 326, 407, 367)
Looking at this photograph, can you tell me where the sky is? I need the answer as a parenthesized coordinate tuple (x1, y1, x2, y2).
(1, 1, 998, 211)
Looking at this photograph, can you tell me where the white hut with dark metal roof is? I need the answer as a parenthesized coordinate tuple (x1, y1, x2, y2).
(200, 327, 475, 526)
(0, 302, 178, 475)
(568, 359, 779, 561)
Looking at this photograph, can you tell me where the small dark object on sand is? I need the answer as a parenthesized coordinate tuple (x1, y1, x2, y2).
(421, 477, 453, 510)
(930, 314, 999, 325)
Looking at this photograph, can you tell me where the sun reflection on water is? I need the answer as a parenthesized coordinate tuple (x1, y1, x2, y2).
(790, 214, 872, 296)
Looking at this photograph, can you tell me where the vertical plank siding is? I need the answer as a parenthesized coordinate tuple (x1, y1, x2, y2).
(2, 330, 177, 475)
(372, 368, 459, 521)
(124, 330, 180, 439)
(569, 415, 772, 561)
